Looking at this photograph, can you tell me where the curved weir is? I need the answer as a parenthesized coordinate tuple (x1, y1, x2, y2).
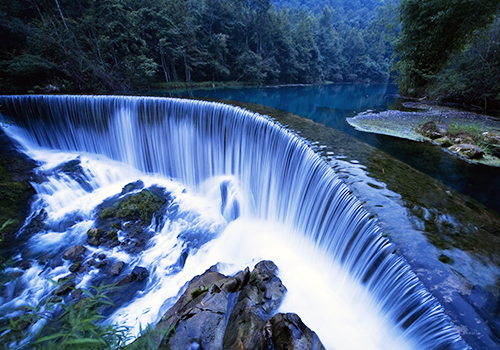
(0, 95, 468, 349)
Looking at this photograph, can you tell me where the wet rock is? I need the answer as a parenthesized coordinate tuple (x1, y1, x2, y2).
(156, 266, 237, 350)
(117, 274, 136, 286)
(95, 260, 108, 269)
(87, 228, 104, 247)
(77, 264, 89, 274)
(223, 261, 287, 349)
(448, 143, 484, 159)
(55, 159, 92, 192)
(269, 313, 326, 350)
(53, 280, 76, 296)
(69, 262, 82, 273)
(71, 289, 84, 299)
(110, 261, 125, 276)
(16, 260, 33, 270)
(98, 253, 106, 260)
(10, 271, 23, 279)
(24, 209, 47, 234)
(62, 244, 87, 261)
(132, 266, 149, 281)
(121, 180, 144, 195)
(142, 261, 311, 350)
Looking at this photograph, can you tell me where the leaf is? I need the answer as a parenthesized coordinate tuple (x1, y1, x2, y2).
(64, 337, 107, 345)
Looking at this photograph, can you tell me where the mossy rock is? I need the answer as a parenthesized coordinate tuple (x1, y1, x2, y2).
(415, 121, 447, 140)
(87, 228, 104, 239)
(100, 189, 167, 223)
(100, 207, 116, 220)
(448, 144, 484, 159)
(106, 229, 118, 240)
(434, 137, 453, 147)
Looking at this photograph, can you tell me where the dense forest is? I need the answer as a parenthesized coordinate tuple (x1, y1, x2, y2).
(1, 0, 499, 111)
(0, 0, 396, 92)
(394, 0, 500, 111)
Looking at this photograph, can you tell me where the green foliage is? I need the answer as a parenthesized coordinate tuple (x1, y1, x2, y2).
(0, 282, 131, 350)
(394, 0, 499, 96)
(430, 22, 500, 110)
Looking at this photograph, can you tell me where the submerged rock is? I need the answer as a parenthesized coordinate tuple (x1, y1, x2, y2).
(110, 261, 125, 276)
(117, 266, 149, 285)
(130, 261, 324, 350)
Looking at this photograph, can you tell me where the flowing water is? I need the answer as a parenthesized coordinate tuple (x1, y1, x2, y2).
(164, 84, 500, 214)
(0, 95, 469, 349)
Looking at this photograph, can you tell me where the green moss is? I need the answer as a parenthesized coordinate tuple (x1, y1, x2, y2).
(87, 228, 104, 239)
(106, 229, 118, 240)
(100, 207, 116, 219)
(190, 286, 209, 299)
(99, 189, 166, 224)
(116, 190, 166, 223)
(0, 164, 34, 237)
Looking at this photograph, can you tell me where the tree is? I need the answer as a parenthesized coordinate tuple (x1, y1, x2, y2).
(394, 0, 500, 95)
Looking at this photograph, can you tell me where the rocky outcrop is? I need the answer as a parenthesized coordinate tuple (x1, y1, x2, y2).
(415, 121, 447, 140)
(448, 143, 484, 159)
(93, 185, 171, 254)
(0, 129, 37, 248)
(128, 261, 325, 350)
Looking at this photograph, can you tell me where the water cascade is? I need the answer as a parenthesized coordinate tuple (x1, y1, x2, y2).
(0, 95, 468, 349)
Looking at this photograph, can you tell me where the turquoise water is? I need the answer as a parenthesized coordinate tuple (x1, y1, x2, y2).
(162, 84, 500, 214)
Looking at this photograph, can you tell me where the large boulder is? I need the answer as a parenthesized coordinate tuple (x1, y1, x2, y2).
(269, 313, 326, 350)
(128, 261, 324, 350)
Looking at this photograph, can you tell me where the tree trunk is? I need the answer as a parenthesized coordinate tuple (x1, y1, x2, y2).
(184, 52, 191, 82)
(161, 51, 170, 82)
(54, 0, 69, 30)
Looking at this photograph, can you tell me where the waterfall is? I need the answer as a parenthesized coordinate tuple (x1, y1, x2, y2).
(0, 95, 468, 349)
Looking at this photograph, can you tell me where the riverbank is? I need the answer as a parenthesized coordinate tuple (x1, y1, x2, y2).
(347, 102, 500, 167)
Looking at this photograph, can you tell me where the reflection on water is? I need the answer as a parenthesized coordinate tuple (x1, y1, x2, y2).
(163, 84, 500, 214)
